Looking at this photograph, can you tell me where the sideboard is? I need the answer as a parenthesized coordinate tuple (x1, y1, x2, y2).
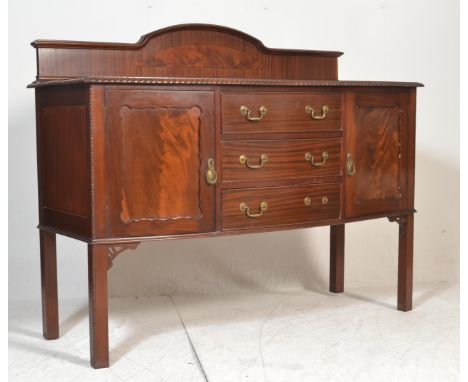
(29, 24, 422, 368)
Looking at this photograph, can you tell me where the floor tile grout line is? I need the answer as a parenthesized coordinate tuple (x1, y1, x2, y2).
(169, 295, 209, 382)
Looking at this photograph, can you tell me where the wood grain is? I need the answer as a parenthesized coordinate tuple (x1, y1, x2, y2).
(32, 24, 340, 81)
(354, 105, 401, 202)
(105, 89, 215, 237)
(345, 91, 410, 218)
(397, 214, 414, 311)
(36, 86, 91, 237)
(41, 105, 88, 215)
(40, 229, 59, 340)
(119, 105, 202, 222)
(29, 77, 424, 89)
(222, 184, 341, 230)
(88, 244, 109, 368)
(36, 208, 415, 245)
(30, 25, 421, 369)
(89, 86, 106, 238)
(222, 139, 342, 182)
(222, 92, 342, 134)
(329, 224, 345, 293)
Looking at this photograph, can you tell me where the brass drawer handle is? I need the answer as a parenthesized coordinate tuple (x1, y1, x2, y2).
(239, 154, 268, 169)
(240, 201, 268, 218)
(206, 158, 218, 185)
(305, 151, 328, 166)
(346, 153, 356, 176)
(305, 105, 329, 120)
(304, 196, 328, 206)
(240, 105, 267, 122)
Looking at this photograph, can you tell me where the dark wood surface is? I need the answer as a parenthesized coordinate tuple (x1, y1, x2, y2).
(35, 86, 91, 237)
(32, 24, 340, 81)
(395, 214, 414, 311)
(345, 91, 410, 218)
(221, 139, 342, 183)
(39, 230, 59, 340)
(40, 105, 88, 215)
(330, 224, 345, 293)
(32, 24, 342, 56)
(36, 208, 415, 245)
(222, 183, 341, 230)
(31, 25, 420, 368)
(28, 77, 423, 89)
(89, 86, 107, 238)
(88, 244, 109, 368)
(221, 92, 342, 134)
(104, 89, 215, 237)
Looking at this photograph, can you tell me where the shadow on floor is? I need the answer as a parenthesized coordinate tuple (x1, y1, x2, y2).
(9, 280, 457, 367)
(9, 335, 89, 368)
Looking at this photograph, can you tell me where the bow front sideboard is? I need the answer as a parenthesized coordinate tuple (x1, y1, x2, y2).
(29, 24, 422, 368)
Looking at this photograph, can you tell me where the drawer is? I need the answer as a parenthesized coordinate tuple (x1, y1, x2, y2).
(222, 184, 341, 230)
(222, 139, 342, 183)
(222, 92, 342, 134)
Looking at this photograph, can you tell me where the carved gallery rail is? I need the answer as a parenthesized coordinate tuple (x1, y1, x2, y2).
(29, 24, 423, 368)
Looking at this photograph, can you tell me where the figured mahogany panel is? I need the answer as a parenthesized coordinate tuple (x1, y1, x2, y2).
(222, 139, 342, 183)
(222, 184, 341, 230)
(32, 24, 341, 81)
(119, 105, 202, 222)
(222, 92, 342, 134)
(105, 89, 215, 236)
(354, 106, 401, 201)
(345, 91, 410, 218)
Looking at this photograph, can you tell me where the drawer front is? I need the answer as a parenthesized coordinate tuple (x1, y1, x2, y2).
(222, 184, 341, 230)
(222, 139, 342, 182)
(222, 92, 342, 134)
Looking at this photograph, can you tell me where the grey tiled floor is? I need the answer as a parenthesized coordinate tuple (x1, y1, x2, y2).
(9, 282, 459, 381)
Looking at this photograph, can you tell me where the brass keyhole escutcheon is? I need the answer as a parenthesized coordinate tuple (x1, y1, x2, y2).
(322, 196, 328, 205)
(206, 158, 217, 185)
(346, 153, 356, 176)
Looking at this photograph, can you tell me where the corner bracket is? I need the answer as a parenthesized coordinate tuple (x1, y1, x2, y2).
(107, 243, 140, 270)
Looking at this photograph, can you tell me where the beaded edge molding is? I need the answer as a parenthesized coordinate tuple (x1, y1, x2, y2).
(28, 76, 424, 88)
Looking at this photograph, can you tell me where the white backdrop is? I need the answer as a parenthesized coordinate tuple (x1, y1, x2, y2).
(8, 0, 459, 300)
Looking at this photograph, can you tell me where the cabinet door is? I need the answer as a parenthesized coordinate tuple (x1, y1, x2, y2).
(345, 91, 411, 218)
(105, 90, 215, 236)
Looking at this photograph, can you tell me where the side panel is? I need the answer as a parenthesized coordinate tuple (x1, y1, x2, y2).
(36, 86, 91, 237)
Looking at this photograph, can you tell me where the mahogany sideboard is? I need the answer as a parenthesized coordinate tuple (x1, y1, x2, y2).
(29, 24, 422, 368)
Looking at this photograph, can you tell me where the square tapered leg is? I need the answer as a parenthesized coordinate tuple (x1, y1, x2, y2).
(88, 244, 109, 368)
(397, 214, 414, 311)
(330, 224, 345, 293)
(40, 230, 59, 339)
